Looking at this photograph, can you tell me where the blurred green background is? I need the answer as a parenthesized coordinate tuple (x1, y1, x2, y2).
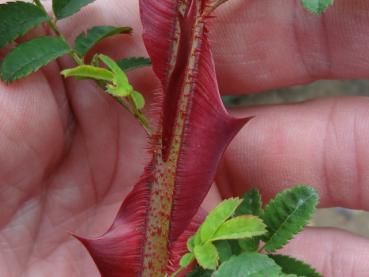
(223, 79, 369, 238)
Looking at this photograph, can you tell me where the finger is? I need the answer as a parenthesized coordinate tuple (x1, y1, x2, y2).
(211, 0, 369, 93)
(217, 96, 369, 210)
(0, 73, 65, 222)
(279, 227, 369, 277)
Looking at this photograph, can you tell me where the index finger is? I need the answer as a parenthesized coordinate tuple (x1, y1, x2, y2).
(210, 0, 369, 93)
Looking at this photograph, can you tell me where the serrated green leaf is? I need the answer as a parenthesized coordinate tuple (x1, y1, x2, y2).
(261, 185, 319, 252)
(61, 65, 114, 81)
(235, 188, 262, 216)
(98, 54, 133, 96)
(235, 189, 263, 252)
(75, 26, 132, 57)
(52, 0, 96, 19)
(269, 255, 323, 277)
(193, 242, 219, 270)
(213, 252, 283, 277)
(130, 91, 145, 110)
(0, 2, 50, 48)
(300, 0, 334, 14)
(199, 198, 242, 243)
(180, 253, 194, 268)
(214, 241, 232, 263)
(1, 36, 70, 83)
(117, 57, 152, 72)
(238, 237, 260, 252)
(211, 215, 266, 241)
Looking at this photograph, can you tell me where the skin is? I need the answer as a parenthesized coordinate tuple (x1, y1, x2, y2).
(0, 0, 369, 276)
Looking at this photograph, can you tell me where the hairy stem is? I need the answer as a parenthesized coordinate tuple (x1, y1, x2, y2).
(141, 2, 206, 275)
(169, 265, 188, 277)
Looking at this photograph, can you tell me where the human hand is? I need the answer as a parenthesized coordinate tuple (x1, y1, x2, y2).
(214, 0, 369, 276)
(1, 0, 369, 276)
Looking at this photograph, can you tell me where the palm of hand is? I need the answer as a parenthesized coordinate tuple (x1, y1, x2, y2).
(0, 1, 151, 276)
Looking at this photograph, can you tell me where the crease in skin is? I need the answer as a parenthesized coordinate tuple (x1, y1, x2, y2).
(82, 136, 102, 205)
(0, 198, 43, 273)
(25, 196, 114, 276)
(352, 112, 363, 209)
(101, 114, 122, 201)
(321, 100, 338, 206)
(291, 0, 333, 80)
(321, 99, 367, 209)
(216, 156, 237, 199)
(26, 192, 49, 269)
(291, 0, 314, 81)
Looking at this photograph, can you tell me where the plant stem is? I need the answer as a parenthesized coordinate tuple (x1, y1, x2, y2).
(33, 0, 84, 65)
(115, 95, 152, 135)
(32, 0, 44, 9)
(170, 266, 186, 277)
(32, 0, 152, 136)
(258, 244, 266, 253)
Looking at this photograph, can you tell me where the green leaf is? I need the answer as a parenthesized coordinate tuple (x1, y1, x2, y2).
(261, 185, 319, 252)
(300, 0, 334, 14)
(235, 188, 262, 216)
(117, 57, 152, 72)
(185, 266, 212, 277)
(269, 255, 323, 277)
(234, 189, 263, 253)
(238, 237, 260, 252)
(187, 236, 195, 252)
(0, 2, 50, 48)
(131, 91, 145, 109)
(193, 242, 219, 270)
(198, 198, 242, 243)
(61, 65, 114, 81)
(214, 241, 232, 263)
(211, 215, 266, 241)
(75, 26, 132, 57)
(179, 253, 194, 268)
(52, 0, 96, 19)
(213, 252, 283, 277)
(98, 54, 133, 97)
(1, 36, 70, 83)
(228, 240, 242, 255)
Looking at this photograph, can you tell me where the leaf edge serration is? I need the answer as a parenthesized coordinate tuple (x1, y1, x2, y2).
(261, 185, 319, 252)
